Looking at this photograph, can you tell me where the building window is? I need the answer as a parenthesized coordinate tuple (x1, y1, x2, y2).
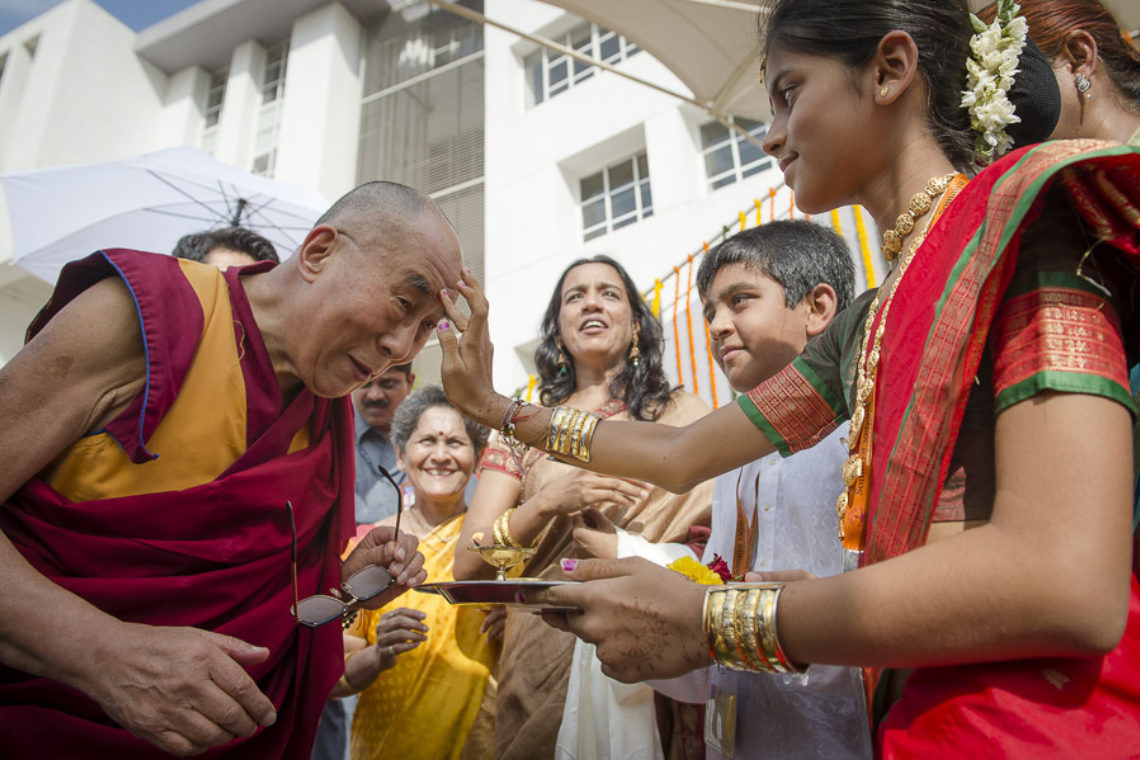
(252, 41, 288, 176)
(358, 0, 486, 286)
(200, 68, 227, 155)
(700, 117, 771, 190)
(580, 152, 652, 241)
(525, 22, 639, 106)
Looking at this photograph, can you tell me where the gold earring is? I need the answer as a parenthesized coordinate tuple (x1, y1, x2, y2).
(628, 332, 641, 367)
(556, 339, 570, 376)
(880, 86, 889, 98)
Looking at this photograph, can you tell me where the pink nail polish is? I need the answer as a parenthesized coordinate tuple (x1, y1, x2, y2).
(439, 321, 450, 330)
(561, 558, 578, 572)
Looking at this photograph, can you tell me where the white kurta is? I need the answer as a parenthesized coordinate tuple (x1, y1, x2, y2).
(654, 424, 872, 760)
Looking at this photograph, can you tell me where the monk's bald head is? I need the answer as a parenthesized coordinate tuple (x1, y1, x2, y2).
(315, 181, 453, 251)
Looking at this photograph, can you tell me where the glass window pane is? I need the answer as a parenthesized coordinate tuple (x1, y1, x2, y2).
(636, 152, 649, 179)
(639, 180, 652, 212)
(548, 58, 568, 86)
(612, 215, 637, 230)
(584, 226, 607, 241)
(580, 172, 604, 201)
(711, 175, 736, 190)
(608, 159, 634, 192)
(573, 66, 594, 84)
(737, 134, 766, 167)
(582, 198, 606, 229)
(611, 187, 636, 219)
(741, 160, 772, 179)
(700, 121, 730, 149)
(599, 34, 620, 62)
(704, 146, 734, 177)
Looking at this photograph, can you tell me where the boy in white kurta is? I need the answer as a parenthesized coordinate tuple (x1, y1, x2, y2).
(654, 221, 871, 759)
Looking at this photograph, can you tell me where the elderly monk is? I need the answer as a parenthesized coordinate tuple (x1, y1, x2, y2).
(0, 181, 463, 758)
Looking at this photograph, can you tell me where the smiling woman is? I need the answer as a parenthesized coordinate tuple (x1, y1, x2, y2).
(337, 385, 494, 760)
(452, 254, 713, 760)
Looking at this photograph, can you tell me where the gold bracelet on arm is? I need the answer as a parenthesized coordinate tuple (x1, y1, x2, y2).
(338, 649, 365, 693)
(703, 584, 806, 674)
(494, 507, 525, 548)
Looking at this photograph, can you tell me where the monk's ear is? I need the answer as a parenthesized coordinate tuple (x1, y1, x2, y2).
(296, 225, 338, 283)
(395, 449, 407, 471)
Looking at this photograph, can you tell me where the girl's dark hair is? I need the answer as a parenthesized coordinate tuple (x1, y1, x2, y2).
(761, 0, 976, 169)
(535, 255, 671, 421)
(982, 0, 1140, 111)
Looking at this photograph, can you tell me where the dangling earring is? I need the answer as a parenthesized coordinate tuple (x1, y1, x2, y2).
(1074, 72, 1092, 100)
(556, 338, 570, 376)
(628, 331, 641, 367)
(1075, 71, 1092, 127)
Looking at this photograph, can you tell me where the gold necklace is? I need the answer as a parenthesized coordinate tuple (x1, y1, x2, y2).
(837, 173, 958, 539)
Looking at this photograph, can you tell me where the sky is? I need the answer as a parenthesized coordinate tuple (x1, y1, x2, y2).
(0, 0, 202, 38)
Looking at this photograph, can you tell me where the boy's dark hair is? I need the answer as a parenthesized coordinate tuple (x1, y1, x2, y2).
(172, 226, 280, 264)
(696, 220, 855, 311)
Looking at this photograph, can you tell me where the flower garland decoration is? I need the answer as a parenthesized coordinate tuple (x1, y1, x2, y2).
(960, 0, 1028, 165)
(668, 554, 733, 585)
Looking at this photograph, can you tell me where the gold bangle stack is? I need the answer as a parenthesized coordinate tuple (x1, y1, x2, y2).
(493, 507, 524, 548)
(338, 650, 364, 693)
(545, 405, 601, 462)
(702, 584, 805, 674)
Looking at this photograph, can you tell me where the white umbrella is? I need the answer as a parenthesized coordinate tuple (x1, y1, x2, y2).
(1, 146, 329, 283)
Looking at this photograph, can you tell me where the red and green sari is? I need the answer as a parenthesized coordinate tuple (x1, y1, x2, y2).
(738, 140, 1140, 757)
(0, 250, 355, 758)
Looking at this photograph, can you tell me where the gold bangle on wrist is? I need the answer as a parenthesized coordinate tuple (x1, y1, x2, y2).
(494, 508, 523, 548)
(705, 583, 806, 674)
(766, 584, 805, 674)
(339, 650, 364, 693)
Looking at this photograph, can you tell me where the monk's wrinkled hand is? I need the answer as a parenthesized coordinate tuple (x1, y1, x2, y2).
(436, 267, 505, 428)
(344, 526, 427, 609)
(531, 557, 712, 683)
(79, 621, 275, 757)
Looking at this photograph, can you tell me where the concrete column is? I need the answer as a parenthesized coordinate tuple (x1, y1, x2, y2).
(0, 42, 35, 173)
(157, 65, 210, 148)
(275, 2, 363, 203)
(214, 39, 265, 171)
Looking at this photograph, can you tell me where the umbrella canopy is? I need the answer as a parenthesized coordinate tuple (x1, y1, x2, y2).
(1, 146, 329, 283)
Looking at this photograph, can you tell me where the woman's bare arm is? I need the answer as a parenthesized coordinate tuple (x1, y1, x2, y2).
(539, 391, 1133, 681)
(438, 275, 776, 493)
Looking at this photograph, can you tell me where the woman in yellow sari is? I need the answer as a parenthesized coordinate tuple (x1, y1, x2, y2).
(334, 385, 494, 760)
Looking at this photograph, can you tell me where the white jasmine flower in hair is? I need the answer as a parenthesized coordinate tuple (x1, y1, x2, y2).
(962, 0, 1027, 165)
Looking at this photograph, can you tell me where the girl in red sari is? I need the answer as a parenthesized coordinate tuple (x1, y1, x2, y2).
(436, 0, 1140, 756)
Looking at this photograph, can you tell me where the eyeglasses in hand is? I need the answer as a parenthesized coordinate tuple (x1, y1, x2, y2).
(288, 465, 404, 628)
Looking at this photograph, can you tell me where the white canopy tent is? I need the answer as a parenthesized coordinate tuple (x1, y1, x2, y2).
(433, 0, 1140, 130)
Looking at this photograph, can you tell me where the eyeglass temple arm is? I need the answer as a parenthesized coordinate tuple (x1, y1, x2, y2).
(287, 500, 300, 623)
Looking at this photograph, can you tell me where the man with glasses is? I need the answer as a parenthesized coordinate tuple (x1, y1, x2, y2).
(353, 363, 415, 525)
(0, 181, 460, 758)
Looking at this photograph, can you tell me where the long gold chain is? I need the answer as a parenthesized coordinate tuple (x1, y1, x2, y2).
(837, 173, 958, 535)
